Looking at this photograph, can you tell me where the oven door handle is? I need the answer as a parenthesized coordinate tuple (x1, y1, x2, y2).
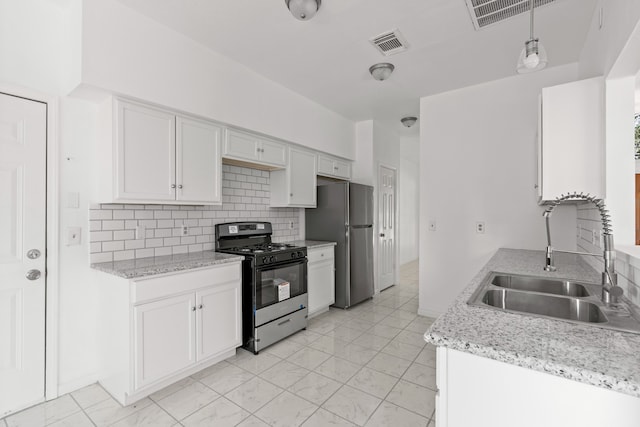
(256, 258, 307, 272)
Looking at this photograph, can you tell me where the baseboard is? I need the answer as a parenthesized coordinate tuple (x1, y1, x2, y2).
(418, 306, 444, 319)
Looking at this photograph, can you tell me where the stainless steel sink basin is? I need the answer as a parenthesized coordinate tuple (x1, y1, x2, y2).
(482, 289, 607, 323)
(491, 274, 590, 297)
(467, 271, 640, 334)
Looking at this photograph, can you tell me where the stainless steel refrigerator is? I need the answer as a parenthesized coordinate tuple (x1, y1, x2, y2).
(306, 182, 374, 308)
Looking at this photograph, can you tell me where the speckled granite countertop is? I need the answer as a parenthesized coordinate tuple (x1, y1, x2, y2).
(284, 240, 337, 249)
(91, 251, 243, 279)
(424, 248, 640, 398)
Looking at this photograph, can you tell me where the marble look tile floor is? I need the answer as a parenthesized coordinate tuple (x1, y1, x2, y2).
(2, 259, 437, 427)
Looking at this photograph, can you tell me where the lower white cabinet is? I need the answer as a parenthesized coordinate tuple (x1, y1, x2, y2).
(436, 347, 640, 427)
(97, 262, 242, 405)
(307, 245, 335, 317)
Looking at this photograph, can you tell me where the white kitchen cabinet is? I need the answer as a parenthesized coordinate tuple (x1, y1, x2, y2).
(97, 262, 242, 406)
(116, 100, 176, 202)
(307, 245, 335, 317)
(176, 117, 222, 204)
(134, 293, 195, 389)
(537, 77, 605, 203)
(270, 147, 317, 207)
(436, 346, 640, 427)
(317, 154, 351, 180)
(223, 128, 287, 168)
(99, 98, 223, 205)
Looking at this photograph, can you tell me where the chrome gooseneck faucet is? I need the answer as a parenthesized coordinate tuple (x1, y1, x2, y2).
(543, 192, 623, 304)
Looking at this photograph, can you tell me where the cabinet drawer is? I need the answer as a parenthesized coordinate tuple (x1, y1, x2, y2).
(307, 246, 335, 264)
(132, 263, 241, 303)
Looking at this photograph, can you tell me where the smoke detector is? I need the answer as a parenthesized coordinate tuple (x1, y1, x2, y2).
(369, 29, 409, 56)
(465, 0, 556, 30)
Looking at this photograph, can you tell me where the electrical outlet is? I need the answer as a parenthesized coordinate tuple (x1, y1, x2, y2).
(66, 226, 81, 246)
(428, 220, 436, 232)
(289, 220, 294, 229)
(476, 221, 485, 234)
(182, 225, 188, 235)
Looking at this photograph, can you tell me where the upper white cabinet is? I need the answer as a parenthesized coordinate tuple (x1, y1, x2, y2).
(223, 128, 287, 168)
(100, 98, 222, 205)
(176, 117, 222, 204)
(317, 154, 351, 180)
(537, 77, 604, 203)
(270, 147, 317, 207)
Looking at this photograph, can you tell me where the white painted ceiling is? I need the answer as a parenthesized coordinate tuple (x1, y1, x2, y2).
(115, 0, 598, 132)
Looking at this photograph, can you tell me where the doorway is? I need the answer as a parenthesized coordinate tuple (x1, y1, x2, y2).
(0, 92, 48, 416)
(378, 165, 397, 291)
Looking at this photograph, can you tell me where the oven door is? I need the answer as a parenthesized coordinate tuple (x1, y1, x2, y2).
(254, 258, 307, 311)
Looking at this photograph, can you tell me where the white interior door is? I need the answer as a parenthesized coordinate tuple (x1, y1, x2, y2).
(378, 165, 396, 291)
(0, 93, 47, 417)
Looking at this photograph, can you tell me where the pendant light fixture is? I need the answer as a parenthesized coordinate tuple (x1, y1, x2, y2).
(516, 0, 548, 74)
(285, 0, 321, 21)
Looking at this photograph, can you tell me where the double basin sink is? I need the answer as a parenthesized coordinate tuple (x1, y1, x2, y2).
(468, 272, 640, 334)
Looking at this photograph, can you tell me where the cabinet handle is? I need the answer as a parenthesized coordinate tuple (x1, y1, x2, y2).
(192, 306, 196, 311)
(178, 184, 183, 189)
(198, 304, 204, 309)
(171, 184, 176, 189)
(278, 318, 291, 326)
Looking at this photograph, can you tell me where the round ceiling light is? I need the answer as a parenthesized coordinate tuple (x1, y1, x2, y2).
(285, 0, 321, 21)
(401, 117, 418, 128)
(369, 63, 395, 81)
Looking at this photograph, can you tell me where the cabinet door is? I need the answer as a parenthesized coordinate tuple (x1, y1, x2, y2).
(334, 160, 351, 180)
(134, 293, 195, 390)
(308, 259, 335, 316)
(116, 100, 176, 201)
(260, 138, 287, 167)
(317, 156, 335, 176)
(176, 117, 222, 204)
(288, 148, 317, 207)
(196, 281, 241, 361)
(224, 129, 260, 162)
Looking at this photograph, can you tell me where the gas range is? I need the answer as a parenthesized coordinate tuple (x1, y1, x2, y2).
(215, 223, 306, 266)
(214, 222, 308, 354)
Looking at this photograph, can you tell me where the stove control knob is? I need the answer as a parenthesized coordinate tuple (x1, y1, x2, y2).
(270, 256, 276, 263)
(298, 251, 304, 258)
(262, 256, 268, 264)
(291, 252, 296, 259)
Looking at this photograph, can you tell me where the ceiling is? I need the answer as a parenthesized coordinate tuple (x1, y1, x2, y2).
(115, 0, 598, 133)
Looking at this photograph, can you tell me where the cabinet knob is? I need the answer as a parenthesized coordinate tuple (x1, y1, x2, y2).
(192, 306, 196, 312)
(198, 304, 204, 309)
(290, 193, 293, 197)
(178, 184, 183, 189)
(171, 184, 176, 189)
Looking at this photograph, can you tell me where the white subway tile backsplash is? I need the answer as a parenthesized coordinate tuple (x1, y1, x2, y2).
(90, 165, 302, 263)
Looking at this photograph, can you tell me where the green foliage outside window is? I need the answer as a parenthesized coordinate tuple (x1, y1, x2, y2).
(636, 114, 640, 159)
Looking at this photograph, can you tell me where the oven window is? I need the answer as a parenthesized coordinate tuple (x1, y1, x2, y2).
(256, 262, 306, 309)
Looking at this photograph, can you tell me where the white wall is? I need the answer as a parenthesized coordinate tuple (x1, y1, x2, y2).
(352, 121, 375, 186)
(419, 64, 581, 317)
(399, 136, 420, 265)
(78, 0, 355, 160)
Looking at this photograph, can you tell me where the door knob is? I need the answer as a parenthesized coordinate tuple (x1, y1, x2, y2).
(26, 269, 41, 280)
(27, 249, 41, 259)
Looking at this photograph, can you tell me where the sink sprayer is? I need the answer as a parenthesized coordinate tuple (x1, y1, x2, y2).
(542, 192, 623, 304)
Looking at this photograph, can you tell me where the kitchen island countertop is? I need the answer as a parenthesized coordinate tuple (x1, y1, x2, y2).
(424, 248, 640, 398)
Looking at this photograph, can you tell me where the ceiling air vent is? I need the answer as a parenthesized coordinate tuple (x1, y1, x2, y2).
(465, 0, 556, 30)
(369, 29, 409, 56)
